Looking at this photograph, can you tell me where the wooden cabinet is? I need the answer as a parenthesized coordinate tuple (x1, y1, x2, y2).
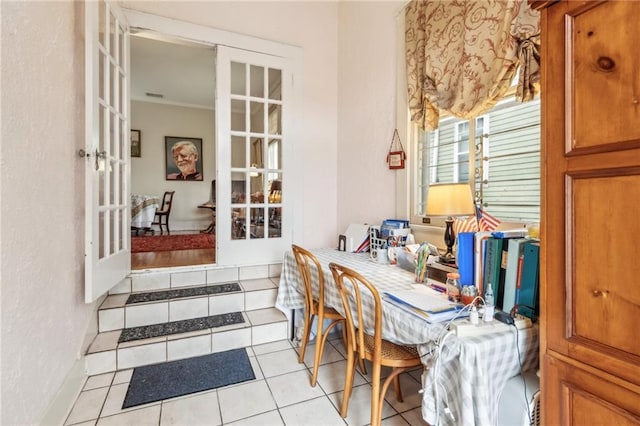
(534, 0, 640, 423)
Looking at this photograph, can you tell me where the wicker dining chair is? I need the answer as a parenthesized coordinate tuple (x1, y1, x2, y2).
(329, 262, 423, 426)
(291, 244, 346, 387)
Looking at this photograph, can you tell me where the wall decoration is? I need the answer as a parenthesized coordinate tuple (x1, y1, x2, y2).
(131, 129, 141, 157)
(165, 136, 203, 181)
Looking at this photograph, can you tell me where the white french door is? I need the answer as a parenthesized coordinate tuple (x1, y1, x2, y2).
(215, 46, 294, 265)
(84, 1, 130, 302)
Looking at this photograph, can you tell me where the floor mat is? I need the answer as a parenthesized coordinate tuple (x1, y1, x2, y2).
(122, 348, 255, 409)
(118, 312, 245, 343)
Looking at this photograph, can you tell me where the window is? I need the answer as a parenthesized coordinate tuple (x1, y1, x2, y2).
(415, 94, 541, 223)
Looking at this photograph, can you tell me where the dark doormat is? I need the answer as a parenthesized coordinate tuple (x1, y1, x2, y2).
(122, 348, 255, 409)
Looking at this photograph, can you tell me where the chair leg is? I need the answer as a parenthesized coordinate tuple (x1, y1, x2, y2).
(370, 362, 382, 426)
(340, 351, 358, 417)
(310, 318, 342, 387)
(298, 313, 314, 364)
(393, 372, 403, 402)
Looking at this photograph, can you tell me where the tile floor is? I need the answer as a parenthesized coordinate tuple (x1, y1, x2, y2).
(65, 337, 429, 425)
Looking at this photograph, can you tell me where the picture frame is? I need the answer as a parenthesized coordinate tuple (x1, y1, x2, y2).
(131, 129, 141, 157)
(387, 151, 406, 170)
(165, 136, 203, 181)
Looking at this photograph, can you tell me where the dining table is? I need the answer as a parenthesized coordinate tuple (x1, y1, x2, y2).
(131, 194, 160, 234)
(276, 247, 539, 426)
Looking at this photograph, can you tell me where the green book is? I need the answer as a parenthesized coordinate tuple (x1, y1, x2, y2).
(482, 237, 503, 306)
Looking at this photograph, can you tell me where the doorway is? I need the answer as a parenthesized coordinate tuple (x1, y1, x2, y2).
(129, 33, 216, 269)
(122, 9, 301, 275)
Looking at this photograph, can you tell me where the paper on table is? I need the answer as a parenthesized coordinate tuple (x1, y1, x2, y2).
(384, 285, 456, 313)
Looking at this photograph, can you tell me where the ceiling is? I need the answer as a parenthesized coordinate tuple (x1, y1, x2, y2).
(130, 33, 216, 109)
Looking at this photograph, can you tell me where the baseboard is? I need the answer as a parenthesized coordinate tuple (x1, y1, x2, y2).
(39, 356, 87, 426)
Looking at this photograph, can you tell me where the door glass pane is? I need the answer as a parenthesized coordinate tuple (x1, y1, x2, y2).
(231, 136, 246, 168)
(250, 207, 264, 239)
(98, 53, 105, 100)
(232, 207, 245, 240)
(250, 65, 264, 98)
(267, 138, 281, 170)
(231, 179, 246, 203)
(268, 174, 282, 203)
(109, 11, 116, 57)
(231, 100, 245, 131)
(109, 112, 116, 159)
(268, 104, 281, 135)
(98, 0, 106, 46)
(250, 172, 264, 202)
(268, 68, 282, 100)
(250, 138, 263, 168)
(109, 209, 116, 255)
(109, 159, 115, 205)
(250, 102, 264, 133)
(231, 62, 246, 95)
(98, 211, 104, 258)
(269, 207, 281, 238)
(119, 69, 125, 114)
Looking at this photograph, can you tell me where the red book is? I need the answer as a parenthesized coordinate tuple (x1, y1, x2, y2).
(513, 254, 524, 314)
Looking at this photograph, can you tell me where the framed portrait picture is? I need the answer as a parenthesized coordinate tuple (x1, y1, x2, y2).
(165, 136, 203, 181)
(131, 129, 141, 157)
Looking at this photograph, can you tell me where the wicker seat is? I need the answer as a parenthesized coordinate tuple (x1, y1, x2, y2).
(292, 244, 346, 387)
(329, 262, 423, 426)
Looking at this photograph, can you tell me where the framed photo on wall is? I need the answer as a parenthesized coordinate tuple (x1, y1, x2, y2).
(165, 136, 203, 181)
(131, 129, 141, 157)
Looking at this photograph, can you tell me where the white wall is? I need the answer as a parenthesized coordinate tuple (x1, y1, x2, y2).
(1, 2, 95, 425)
(337, 1, 403, 235)
(0, 1, 410, 424)
(0, 2, 340, 423)
(131, 101, 214, 230)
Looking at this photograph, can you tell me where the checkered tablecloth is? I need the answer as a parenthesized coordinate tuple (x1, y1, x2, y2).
(276, 247, 539, 426)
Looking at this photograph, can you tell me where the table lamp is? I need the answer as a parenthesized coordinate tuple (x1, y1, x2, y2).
(425, 183, 475, 264)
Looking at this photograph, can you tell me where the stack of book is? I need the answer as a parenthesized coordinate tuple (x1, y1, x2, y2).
(383, 285, 468, 324)
(457, 229, 540, 320)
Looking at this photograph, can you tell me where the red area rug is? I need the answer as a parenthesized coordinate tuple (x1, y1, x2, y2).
(132, 233, 215, 253)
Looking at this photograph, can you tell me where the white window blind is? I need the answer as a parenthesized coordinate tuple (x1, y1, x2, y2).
(416, 95, 541, 223)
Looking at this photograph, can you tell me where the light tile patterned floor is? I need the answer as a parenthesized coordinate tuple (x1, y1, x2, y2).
(65, 337, 429, 425)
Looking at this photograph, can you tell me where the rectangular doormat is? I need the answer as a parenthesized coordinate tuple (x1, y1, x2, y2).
(122, 348, 255, 409)
(131, 233, 215, 253)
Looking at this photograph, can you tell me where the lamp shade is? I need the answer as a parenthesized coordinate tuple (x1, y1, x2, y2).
(425, 183, 475, 217)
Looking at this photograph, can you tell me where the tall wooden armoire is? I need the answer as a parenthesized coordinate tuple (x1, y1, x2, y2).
(532, 0, 640, 423)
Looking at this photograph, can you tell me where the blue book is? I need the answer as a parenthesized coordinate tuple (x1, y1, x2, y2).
(457, 232, 475, 287)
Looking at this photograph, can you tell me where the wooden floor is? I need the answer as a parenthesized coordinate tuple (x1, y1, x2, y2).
(131, 230, 216, 270)
(132, 248, 215, 269)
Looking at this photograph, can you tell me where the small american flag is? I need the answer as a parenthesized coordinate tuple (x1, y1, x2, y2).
(476, 207, 501, 232)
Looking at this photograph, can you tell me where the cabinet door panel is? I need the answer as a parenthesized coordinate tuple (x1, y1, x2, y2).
(569, 1, 640, 154)
(570, 171, 640, 357)
(544, 356, 640, 426)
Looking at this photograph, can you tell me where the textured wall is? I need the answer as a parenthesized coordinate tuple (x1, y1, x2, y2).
(0, 2, 94, 424)
(337, 1, 402, 235)
(0, 1, 405, 423)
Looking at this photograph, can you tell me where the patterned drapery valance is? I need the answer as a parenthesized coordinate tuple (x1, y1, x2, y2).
(406, 0, 540, 130)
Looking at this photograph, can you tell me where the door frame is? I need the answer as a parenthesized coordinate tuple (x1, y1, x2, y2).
(124, 9, 304, 267)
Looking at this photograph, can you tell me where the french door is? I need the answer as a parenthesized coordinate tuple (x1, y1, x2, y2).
(84, 1, 130, 302)
(215, 46, 295, 265)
